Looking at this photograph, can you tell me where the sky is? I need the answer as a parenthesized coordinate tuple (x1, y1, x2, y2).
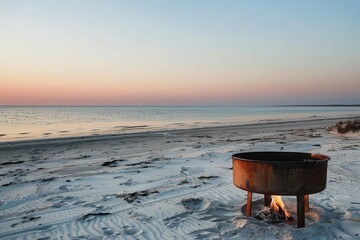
(0, 0, 359, 106)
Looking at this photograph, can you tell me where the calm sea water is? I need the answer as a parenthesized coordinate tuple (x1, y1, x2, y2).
(0, 106, 359, 142)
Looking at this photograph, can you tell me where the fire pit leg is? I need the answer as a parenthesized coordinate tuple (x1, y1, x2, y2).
(304, 194, 309, 212)
(264, 194, 271, 207)
(297, 195, 305, 228)
(246, 191, 252, 217)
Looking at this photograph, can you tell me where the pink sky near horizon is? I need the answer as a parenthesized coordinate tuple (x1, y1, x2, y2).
(1, 71, 358, 106)
(1, 1, 359, 106)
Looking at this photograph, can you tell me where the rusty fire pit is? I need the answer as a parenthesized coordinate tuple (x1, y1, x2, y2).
(232, 151, 330, 228)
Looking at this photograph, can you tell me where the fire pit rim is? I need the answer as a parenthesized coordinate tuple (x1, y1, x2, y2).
(232, 151, 330, 164)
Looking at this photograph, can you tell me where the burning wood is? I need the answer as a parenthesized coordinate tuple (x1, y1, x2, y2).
(270, 195, 293, 221)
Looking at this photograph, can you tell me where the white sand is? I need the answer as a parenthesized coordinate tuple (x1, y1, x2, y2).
(0, 119, 359, 239)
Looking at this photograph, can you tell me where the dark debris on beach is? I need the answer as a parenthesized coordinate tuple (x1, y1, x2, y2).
(82, 212, 111, 221)
(22, 216, 41, 223)
(117, 190, 160, 203)
(198, 175, 219, 180)
(2, 182, 14, 187)
(178, 179, 191, 185)
(101, 159, 126, 167)
(1, 161, 24, 165)
(41, 177, 56, 182)
(75, 155, 91, 159)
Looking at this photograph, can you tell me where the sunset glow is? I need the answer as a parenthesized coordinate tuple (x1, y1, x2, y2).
(1, 0, 359, 106)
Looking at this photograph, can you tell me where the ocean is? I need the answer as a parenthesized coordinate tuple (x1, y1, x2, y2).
(0, 106, 359, 142)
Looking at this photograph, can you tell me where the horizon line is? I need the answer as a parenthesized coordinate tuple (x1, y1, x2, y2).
(1, 104, 359, 107)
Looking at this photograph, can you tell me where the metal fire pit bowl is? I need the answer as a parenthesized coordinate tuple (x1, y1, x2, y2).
(232, 151, 330, 228)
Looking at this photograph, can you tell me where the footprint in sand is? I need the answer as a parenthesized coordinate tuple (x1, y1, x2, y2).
(58, 184, 84, 191)
(102, 226, 114, 235)
(120, 226, 143, 236)
(181, 197, 210, 211)
(163, 212, 190, 228)
(47, 195, 78, 208)
(120, 178, 135, 186)
(163, 198, 211, 229)
(102, 195, 114, 201)
(82, 202, 108, 211)
(59, 185, 72, 191)
(74, 200, 87, 206)
(131, 212, 153, 223)
(180, 167, 190, 175)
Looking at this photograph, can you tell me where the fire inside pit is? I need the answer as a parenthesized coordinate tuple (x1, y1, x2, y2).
(232, 151, 330, 228)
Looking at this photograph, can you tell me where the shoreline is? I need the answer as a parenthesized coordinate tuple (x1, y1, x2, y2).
(2, 105, 359, 144)
(0, 115, 358, 149)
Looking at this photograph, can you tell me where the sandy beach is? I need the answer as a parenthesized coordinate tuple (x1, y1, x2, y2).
(1, 118, 359, 239)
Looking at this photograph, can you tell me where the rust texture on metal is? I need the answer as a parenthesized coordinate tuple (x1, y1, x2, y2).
(246, 192, 252, 217)
(304, 194, 309, 212)
(232, 152, 330, 195)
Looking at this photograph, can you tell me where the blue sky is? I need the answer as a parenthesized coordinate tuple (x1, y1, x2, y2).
(0, 0, 359, 105)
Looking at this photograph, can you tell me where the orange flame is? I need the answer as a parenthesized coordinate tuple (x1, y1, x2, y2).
(270, 195, 292, 220)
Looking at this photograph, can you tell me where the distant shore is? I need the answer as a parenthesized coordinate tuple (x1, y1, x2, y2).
(275, 104, 360, 107)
